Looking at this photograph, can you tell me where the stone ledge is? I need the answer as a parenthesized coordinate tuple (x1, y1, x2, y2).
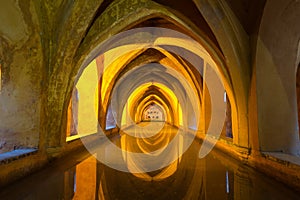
(0, 149, 38, 164)
(262, 152, 300, 166)
(194, 132, 250, 161)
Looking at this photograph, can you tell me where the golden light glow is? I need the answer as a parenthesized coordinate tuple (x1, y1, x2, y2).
(119, 82, 183, 128)
(101, 47, 145, 104)
(72, 60, 99, 137)
(98, 42, 204, 119)
(136, 96, 172, 124)
(140, 100, 166, 122)
(120, 124, 183, 180)
(73, 156, 97, 199)
(121, 103, 128, 127)
(68, 33, 219, 140)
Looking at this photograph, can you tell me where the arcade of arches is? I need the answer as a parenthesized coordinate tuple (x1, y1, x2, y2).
(1, 0, 300, 196)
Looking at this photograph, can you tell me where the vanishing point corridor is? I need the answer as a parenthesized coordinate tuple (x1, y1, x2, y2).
(1, 1, 300, 200)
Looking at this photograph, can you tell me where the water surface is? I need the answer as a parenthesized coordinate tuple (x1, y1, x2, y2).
(1, 125, 300, 200)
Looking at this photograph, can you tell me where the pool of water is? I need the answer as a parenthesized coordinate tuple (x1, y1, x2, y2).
(1, 125, 300, 200)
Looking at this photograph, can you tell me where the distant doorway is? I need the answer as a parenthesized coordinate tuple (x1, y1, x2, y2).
(142, 103, 165, 122)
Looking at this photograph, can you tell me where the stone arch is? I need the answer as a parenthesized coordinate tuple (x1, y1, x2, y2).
(35, 1, 103, 149)
(193, 0, 250, 148)
(132, 87, 176, 125)
(98, 47, 203, 128)
(108, 63, 196, 128)
(58, 0, 249, 149)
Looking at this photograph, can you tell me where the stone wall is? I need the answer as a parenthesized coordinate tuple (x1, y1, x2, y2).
(0, 1, 42, 153)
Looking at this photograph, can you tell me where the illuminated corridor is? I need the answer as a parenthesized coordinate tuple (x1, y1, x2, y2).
(1, 0, 300, 199)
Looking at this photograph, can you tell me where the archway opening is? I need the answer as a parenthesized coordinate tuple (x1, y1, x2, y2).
(142, 103, 165, 122)
(65, 6, 240, 148)
(221, 92, 233, 140)
(105, 104, 117, 130)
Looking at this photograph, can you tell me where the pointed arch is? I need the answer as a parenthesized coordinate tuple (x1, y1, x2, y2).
(193, 0, 250, 148)
(56, 0, 249, 150)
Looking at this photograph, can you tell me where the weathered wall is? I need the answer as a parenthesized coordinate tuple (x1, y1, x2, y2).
(255, 0, 300, 154)
(0, 0, 102, 187)
(0, 1, 42, 153)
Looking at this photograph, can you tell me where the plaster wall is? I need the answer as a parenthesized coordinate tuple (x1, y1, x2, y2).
(0, 1, 42, 153)
(256, 0, 300, 154)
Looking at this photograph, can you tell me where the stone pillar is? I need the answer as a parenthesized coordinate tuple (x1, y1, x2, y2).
(96, 55, 105, 131)
(203, 62, 226, 139)
(202, 81, 211, 135)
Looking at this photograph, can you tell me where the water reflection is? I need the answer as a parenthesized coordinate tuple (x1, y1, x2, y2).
(1, 126, 300, 199)
(119, 123, 182, 180)
(64, 137, 300, 200)
(89, 123, 194, 174)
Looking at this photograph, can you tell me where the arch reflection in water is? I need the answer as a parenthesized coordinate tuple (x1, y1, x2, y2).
(1, 132, 300, 200)
(65, 138, 300, 200)
(64, 126, 299, 200)
(120, 123, 182, 181)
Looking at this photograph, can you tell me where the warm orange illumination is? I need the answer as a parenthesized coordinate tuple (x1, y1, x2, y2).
(98, 43, 204, 118)
(142, 102, 165, 122)
(119, 82, 183, 128)
(73, 156, 97, 199)
(101, 47, 145, 104)
(120, 124, 183, 180)
(69, 32, 214, 140)
(135, 96, 170, 123)
(121, 103, 128, 127)
(73, 60, 99, 137)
